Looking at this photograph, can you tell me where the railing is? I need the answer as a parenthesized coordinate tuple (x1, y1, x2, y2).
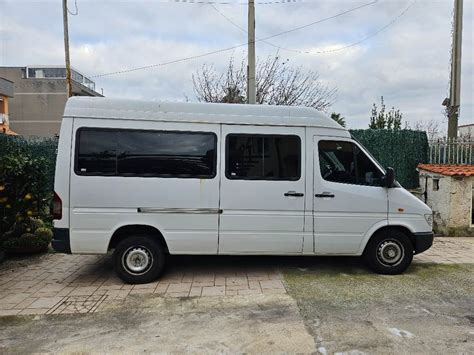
(429, 137, 474, 164)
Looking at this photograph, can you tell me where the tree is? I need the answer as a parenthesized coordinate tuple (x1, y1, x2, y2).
(408, 119, 443, 141)
(369, 96, 403, 130)
(192, 54, 337, 112)
(330, 112, 346, 127)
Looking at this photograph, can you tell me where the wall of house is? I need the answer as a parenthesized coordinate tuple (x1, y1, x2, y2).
(419, 171, 473, 235)
(419, 173, 451, 229)
(0, 67, 101, 137)
(449, 176, 473, 228)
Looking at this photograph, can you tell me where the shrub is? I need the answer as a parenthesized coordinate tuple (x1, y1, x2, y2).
(34, 227, 53, 243)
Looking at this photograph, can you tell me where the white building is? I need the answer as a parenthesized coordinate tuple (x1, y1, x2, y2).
(418, 164, 474, 236)
(458, 124, 474, 139)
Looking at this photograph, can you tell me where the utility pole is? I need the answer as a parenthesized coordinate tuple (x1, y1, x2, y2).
(446, 0, 463, 139)
(247, 0, 256, 104)
(62, 0, 72, 98)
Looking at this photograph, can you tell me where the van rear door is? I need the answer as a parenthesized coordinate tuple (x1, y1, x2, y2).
(218, 125, 305, 254)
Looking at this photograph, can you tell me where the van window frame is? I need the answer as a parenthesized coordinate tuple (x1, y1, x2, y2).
(74, 127, 218, 179)
(317, 139, 386, 187)
(225, 133, 302, 181)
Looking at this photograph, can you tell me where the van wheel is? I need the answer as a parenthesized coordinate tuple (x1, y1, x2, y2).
(364, 230, 413, 275)
(113, 235, 165, 284)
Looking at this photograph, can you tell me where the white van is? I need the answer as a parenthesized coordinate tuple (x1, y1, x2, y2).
(52, 97, 434, 283)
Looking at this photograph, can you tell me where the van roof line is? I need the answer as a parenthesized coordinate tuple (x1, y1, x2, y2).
(64, 97, 346, 130)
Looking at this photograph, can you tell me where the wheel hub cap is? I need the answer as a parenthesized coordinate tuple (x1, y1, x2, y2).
(377, 240, 404, 266)
(123, 247, 153, 275)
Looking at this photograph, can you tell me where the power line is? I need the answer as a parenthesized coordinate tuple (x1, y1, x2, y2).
(265, 0, 416, 54)
(90, 0, 408, 78)
(67, 0, 79, 16)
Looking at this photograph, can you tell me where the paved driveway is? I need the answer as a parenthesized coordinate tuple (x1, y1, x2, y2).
(0, 237, 473, 317)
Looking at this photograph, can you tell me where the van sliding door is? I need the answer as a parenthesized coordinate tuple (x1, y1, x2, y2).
(218, 125, 305, 254)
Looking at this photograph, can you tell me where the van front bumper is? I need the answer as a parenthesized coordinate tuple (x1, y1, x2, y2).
(413, 232, 434, 254)
(52, 228, 71, 254)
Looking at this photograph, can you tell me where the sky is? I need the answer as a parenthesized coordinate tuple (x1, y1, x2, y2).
(0, 0, 473, 130)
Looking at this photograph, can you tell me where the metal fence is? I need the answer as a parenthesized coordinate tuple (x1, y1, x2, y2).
(429, 137, 473, 164)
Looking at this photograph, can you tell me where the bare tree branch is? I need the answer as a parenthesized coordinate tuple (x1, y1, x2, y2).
(191, 53, 337, 112)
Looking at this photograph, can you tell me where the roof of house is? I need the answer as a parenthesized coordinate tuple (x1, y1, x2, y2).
(63, 97, 347, 132)
(418, 164, 474, 177)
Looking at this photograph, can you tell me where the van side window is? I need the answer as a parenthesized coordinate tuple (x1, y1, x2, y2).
(226, 134, 300, 180)
(318, 141, 383, 186)
(77, 130, 117, 175)
(76, 128, 217, 178)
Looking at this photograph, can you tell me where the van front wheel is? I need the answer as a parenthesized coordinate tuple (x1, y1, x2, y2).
(113, 235, 165, 284)
(364, 230, 413, 275)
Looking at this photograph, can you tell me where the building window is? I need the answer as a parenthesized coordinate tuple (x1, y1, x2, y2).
(76, 128, 217, 178)
(318, 140, 384, 186)
(433, 179, 440, 191)
(226, 134, 301, 180)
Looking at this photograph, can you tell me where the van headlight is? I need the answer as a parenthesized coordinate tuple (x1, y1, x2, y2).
(424, 214, 433, 229)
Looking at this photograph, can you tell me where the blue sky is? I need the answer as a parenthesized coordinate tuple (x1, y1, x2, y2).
(0, 0, 472, 130)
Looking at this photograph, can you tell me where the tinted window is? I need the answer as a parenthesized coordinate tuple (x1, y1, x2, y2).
(318, 141, 383, 186)
(77, 130, 117, 175)
(76, 129, 216, 178)
(117, 131, 216, 177)
(226, 134, 300, 180)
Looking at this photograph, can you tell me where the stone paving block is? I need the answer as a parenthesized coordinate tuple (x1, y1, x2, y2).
(13, 297, 37, 310)
(0, 309, 20, 316)
(154, 283, 170, 294)
(260, 280, 285, 290)
(167, 283, 192, 293)
(19, 308, 49, 315)
(68, 286, 99, 297)
(28, 297, 64, 309)
(201, 286, 225, 296)
(189, 287, 202, 297)
(226, 277, 248, 286)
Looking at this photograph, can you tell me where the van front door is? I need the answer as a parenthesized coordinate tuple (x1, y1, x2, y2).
(313, 137, 388, 254)
(219, 125, 305, 254)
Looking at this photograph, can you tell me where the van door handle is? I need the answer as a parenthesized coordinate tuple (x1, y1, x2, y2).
(315, 193, 335, 198)
(284, 191, 304, 197)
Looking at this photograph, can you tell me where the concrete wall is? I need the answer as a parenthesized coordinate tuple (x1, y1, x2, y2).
(419, 171, 473, 233)
(0, 67, 101, 137)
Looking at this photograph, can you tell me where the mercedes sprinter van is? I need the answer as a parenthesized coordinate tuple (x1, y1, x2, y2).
(52, 97, 434, 283)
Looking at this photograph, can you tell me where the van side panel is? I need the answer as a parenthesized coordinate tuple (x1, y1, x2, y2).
(53, 116, 74, 231)
(68, 118, 220, 255)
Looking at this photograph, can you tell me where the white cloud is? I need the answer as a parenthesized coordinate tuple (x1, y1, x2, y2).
(0, 0, 472, 129)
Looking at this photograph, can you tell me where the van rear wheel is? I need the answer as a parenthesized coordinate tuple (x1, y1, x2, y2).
(113, 235, 165, 284)
(364, 230, 413, 275)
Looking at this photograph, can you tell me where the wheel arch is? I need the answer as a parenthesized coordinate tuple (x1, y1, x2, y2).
(108, 224, 170, 254)
(359, 223, 415, 255)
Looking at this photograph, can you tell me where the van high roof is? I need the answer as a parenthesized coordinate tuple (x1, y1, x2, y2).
(64, 97, 345, 130)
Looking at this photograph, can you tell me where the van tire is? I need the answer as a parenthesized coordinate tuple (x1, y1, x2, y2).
(113, 235, 165, 284)
(364, 229, 413, 275)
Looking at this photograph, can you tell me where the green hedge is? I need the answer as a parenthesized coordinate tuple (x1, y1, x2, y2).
(0, 135, 58, 192)
(350, 129, 429, 189)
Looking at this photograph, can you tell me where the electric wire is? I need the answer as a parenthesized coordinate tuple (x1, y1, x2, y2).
(91, 0, 414, 78)
(67, 0, 79, 15)
(91, 0, 378, 78)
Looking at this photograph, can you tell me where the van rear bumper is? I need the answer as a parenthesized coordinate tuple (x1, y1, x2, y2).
(413, 232, 434, 254)
(52, 228, 71, 254)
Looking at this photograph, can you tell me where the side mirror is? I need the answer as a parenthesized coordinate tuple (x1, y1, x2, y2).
(383, 167, 395, 188)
